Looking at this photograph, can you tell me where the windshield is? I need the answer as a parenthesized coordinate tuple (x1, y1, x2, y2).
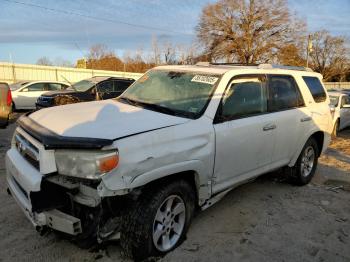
(119, 70, 220, 119)
(329, 95, 339, 107)
(10, 81, 29, 91)
(70, 79, 96, 92)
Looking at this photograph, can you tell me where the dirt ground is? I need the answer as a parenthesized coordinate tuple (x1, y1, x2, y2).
(0, 116, 349, 262)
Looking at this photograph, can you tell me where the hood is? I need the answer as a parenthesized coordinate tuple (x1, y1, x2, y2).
(41, 89, 78, 97)
(28, 100, 190, 140)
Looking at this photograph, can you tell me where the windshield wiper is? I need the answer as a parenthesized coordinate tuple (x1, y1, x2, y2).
(118, 97, 139, 106)
(118, 97, 195, 119)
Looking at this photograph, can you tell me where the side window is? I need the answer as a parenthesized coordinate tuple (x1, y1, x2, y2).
(27, 83, 45, 91)
(218, 76, 267, 121)
(341, 96, 350, 107)
(97, 81, 113, 93)
(114, 80, 133, 92)
(302, 76, 327, 103)
(268, 75, 303, 112)
(48, 83, 61, 90)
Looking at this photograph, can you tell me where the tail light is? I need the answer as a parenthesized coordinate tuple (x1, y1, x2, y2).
(7, 89, 12, 107)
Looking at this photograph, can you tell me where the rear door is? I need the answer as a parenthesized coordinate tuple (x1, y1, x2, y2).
(213, 75, 275, 193)
(266, 75, 310, 168)
(19, 83, 48, 109)
(340, 95, 350, 129)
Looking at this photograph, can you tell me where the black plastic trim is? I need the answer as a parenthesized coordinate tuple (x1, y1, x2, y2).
(17, 114, 113, 150)
(17, 113, 181, 149)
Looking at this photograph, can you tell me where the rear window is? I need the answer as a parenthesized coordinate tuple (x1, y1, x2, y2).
(302, 76, 327, 103)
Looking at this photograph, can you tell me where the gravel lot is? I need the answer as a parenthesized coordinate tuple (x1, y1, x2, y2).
(0, 115, 349, 262)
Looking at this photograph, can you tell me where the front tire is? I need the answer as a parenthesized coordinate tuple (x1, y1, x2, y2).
(290, 137, 319, 185)
(120, 180, 195, 261)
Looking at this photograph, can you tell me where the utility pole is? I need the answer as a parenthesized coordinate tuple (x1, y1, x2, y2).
(306, 35, 312, 68)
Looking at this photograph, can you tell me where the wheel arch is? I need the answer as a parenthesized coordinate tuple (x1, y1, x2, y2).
(289, 130, 325, 166)
(142, 170, 200, 206)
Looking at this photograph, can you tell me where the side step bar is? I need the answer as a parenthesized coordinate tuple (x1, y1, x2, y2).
(44, 209, 82, 235)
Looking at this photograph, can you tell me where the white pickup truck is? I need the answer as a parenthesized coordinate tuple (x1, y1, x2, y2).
(6, 63, 332, 260)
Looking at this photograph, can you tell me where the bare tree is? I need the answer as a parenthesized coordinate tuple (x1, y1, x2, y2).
(151, 35, 161, 65)
(53, 57, 74, 68)
(163, 41, 177, 64)
(277, 42, 306, 67)
(87, 44, 114, 60)
(36, 56, 53, 66)
(196, 0, 304, 64)
(310, 30, 349, 81)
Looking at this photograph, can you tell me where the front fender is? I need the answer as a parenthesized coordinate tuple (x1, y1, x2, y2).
(98, 160, 210, 202)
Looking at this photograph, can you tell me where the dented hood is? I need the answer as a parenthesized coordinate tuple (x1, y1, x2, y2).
(28, 100, 190, 140)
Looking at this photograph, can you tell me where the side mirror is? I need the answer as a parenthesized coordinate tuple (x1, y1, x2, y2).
(21, 87, 28, 92)
(91, 88, 96, 95)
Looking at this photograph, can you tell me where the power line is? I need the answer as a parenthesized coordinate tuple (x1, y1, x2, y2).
(1, 0, 192, 36)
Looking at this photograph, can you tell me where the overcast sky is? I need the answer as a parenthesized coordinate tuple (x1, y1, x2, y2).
(0, 0, 349, 64)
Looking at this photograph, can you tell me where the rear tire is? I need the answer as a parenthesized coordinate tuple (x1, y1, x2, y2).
(120, 180, 195, 261)
(289, 137, 319, 186)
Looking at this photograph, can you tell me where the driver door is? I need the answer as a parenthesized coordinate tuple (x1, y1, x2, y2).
(212, 75, 275, 193)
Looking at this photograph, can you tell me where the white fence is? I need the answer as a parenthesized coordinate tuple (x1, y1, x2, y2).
(0, 62, 143, 84)
(323, 82, 350, 90)
(1, 62, 349, 90)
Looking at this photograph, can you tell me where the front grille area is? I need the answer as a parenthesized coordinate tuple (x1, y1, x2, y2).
(15, 133, 40, 170)
(12, 176, 29, 199)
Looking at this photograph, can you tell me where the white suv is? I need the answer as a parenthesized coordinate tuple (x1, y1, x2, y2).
(6, 63, 332, 260)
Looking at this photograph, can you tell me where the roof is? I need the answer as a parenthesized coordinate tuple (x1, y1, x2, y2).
(154, 63, 317, 76)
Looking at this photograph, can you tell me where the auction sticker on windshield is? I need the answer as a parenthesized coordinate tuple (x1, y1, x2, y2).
(191, 75, 219, 85)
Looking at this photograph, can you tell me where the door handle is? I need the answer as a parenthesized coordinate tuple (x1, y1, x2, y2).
(263, 124, 276, 131)
(300, 117, 312, 122)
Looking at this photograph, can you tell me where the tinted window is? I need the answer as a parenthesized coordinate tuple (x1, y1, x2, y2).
(114, 80, 133, 92)
(49, 83, 62, 90)
(268, 75, 303, 111)
(341, 96, 350, 107)
(219, 76, 267, 120)
(303, 76, 327, 103)
(97, 81, 114, 93)
(329, 95, 339, 107)
(27, 83, 47, 91)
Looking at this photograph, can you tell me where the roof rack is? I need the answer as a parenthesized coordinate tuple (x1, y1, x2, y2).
(195, 62, 313, 72)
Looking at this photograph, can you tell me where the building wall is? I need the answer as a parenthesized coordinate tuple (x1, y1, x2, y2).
(0, 62, 143, 84)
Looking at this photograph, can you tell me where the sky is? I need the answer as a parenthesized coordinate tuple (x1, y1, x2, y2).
(0, 0, 349, 65)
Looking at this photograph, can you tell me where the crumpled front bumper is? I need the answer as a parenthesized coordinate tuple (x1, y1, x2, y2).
(6, 148, 45, 227)
(6, 148, 82, 235)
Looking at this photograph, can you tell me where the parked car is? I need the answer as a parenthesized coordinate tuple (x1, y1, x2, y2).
(11, 81, 69, 110)
(6, 63, 332, 260)
(0, 82, 12, 128)
(36, 76, 135, 109)
(329, 91, 350, 136)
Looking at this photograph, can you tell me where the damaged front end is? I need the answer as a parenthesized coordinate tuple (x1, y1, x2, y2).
(31, 174, 134, 245)
(6, 115, 134, 247)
